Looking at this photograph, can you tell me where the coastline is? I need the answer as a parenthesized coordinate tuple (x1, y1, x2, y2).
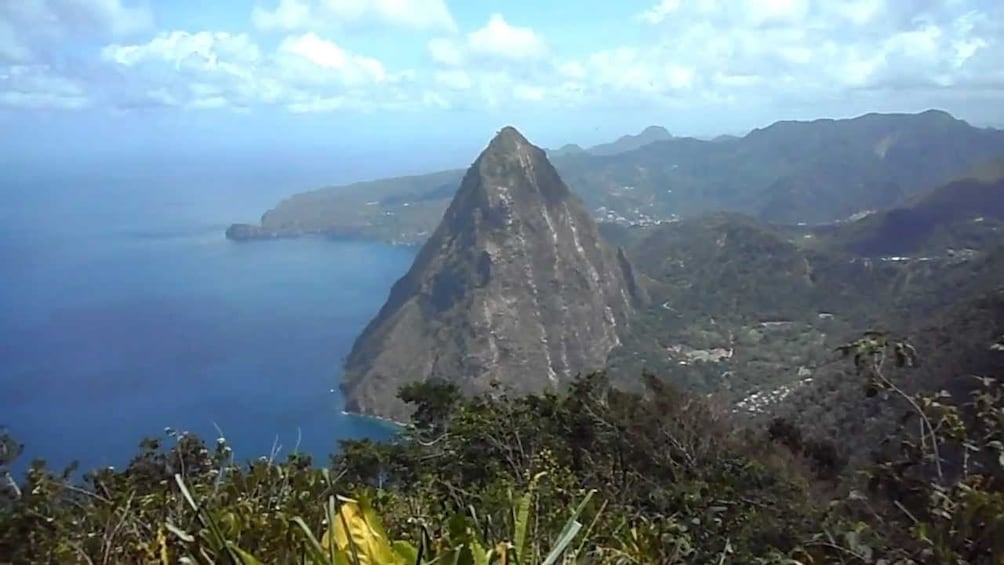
(340, 409, 409, 431)
(225, 224, 426, 249)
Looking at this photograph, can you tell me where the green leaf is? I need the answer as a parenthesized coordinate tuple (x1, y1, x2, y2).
(514, 471, 547, 564)
(226, 542, 266, 565)
(174, 474, 200, 514)
(165, 522, 195, 543)
(468, 534, 489, 565)
(173, 473, 243, 564)
(573, 496, 605, 558)
(291, 517, 328, 563)
(541, 522, 582, 565)
(542, 490, 595, 565)
(391, 540, 420, 564)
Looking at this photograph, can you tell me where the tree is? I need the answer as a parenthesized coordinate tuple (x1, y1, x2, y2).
(0, 430, 21, 501)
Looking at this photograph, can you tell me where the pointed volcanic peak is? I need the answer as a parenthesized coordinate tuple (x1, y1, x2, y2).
(341, 126, 647, 420)
(440, 126, 572, 236)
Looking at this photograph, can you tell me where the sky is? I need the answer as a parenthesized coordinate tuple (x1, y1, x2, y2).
(2, 0, 1004, 183)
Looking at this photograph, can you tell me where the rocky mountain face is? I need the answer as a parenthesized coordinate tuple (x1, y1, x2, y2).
(340, 127, 647, 420)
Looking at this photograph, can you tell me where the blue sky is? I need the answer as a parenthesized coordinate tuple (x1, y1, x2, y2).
(2, 0, 1004, 183)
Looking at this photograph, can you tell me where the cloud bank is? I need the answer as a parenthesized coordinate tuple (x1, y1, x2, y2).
(1, 0, 1001, 121)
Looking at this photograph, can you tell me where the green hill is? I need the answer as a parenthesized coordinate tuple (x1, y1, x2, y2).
(814, 158, 1004, 257)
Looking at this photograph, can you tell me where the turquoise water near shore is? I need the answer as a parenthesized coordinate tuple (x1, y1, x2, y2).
(0, 172, 415, 473)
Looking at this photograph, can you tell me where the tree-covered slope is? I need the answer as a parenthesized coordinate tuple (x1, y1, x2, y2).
(813, 161, 1004, 257)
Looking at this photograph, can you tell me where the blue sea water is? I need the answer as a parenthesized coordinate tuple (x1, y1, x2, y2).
(0, 169, 416, 474)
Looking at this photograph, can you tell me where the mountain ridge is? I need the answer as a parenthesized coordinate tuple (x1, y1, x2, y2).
(809, 157, 1004, 257)
(227, 110, 1004, 244)
(585, 125, 673, 156)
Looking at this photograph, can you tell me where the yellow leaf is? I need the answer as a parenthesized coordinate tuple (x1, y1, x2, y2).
(157, 525, 170, 565)
(326, 496, 401, 565)
(496, 542, 510, 565)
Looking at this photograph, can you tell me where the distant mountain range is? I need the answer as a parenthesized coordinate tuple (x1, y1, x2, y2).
(544, 126, 674, 158)
(581, 125, 675, 156)
(227, 110, 1004, 244)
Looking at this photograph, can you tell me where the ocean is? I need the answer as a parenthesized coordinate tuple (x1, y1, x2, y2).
(0, 168, 415, 474)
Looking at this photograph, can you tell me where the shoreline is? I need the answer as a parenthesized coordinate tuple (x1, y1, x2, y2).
(225, 225, 426, 248)
(340, 409, 409, 430)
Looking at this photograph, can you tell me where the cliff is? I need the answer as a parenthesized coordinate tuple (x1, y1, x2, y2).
(341, 126, 647, 419)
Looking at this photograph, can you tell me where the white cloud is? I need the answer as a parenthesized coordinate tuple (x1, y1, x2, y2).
(102, 31, 262, 70)
(3, 0, 1004, 118)
(414, 1, 1003, 116)
(0, 64, 89, 109)
(417, 14, 574, 110)
(57, 0, 154, 37)
(0, 0, 153, 57)
(623, 0, 1003, 101)
(427, 38, 463, 66)
(251, 0, 312, 31)
(831, 0, 882, 26)
(251, 0, 456, 33)
(638, 0, 680, 24)
(0, 0, 153, 109)
(0, 20, 31, 63)
(96, 29, 414, 112)
(426, 13, 547, 68)
(277, 32, 389, 85)
(434, 70, 472, 90)
(513, 84, 545, 101)
(467, 14, 547, 61)
(744, 0, 810, 27)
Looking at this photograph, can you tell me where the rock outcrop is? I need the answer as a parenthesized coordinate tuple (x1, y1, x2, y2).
(341, 126, 647, 420)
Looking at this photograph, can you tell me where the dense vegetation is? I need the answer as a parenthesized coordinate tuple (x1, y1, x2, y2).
(777, 285, 1004, 466)
(603, 181, 1004, 414)
(815, 176, 1004, 258)
(2, 329, 1001, 562)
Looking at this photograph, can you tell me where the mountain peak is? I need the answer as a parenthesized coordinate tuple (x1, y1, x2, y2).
(466, 125, 569, 207)
(340, 127, 646, 419)
(918, 108, 957, 120)
(588, 125, 673, 155)
(485, 126, 531, 154)
(639, 125, 671, 137)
